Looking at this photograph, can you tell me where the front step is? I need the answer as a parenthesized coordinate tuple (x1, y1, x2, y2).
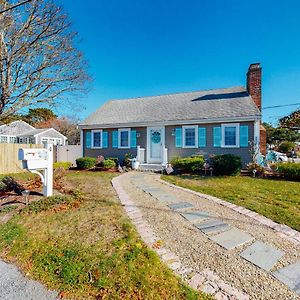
(138, 163, 164, 172)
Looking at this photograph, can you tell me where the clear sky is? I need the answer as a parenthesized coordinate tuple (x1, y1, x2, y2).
(62, 0, 300, 125)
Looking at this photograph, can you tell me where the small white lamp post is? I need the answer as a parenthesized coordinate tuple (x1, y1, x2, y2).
(21, 190, 30, 205)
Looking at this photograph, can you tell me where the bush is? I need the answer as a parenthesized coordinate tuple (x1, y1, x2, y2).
(212, 154, 242, 176)
(123, 153, 133, 168)
(276, 163, 300, 180)
(76, 157, 96, 170)
(278, 141, 295, 154)
(53, 162, 72, 170)
(102, 159, 116, 170)
(106, 157, 119, 166)
(171, 156, 204, 173)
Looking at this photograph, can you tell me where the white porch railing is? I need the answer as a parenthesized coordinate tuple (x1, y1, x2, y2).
(137, 145, 146, 163)
(163, 148, 168, 165)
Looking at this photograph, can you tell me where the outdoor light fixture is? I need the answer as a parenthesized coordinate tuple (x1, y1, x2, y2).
(21, 190, 30, 205)
(136, 132, 141, 138)
(171, 129, 175, 136)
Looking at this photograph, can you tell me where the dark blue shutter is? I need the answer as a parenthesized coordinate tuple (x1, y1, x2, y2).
(112, 131, 118, 148)
(102, 131, 108, 148)
(240, 125, 249, 147)
(175, 128, 182, 147)
(198, 127, 206, 147)
(86, 132, 91, 149)
(131, 130, 137, 148)
(213, 127, 221, 147)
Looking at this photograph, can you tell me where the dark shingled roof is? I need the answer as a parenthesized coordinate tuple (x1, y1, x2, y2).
(80, 86, 261, 126)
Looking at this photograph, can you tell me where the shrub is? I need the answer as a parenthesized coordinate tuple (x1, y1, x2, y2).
(276, 163, 300, 180)
(102, 159, 116, 170)
(106, 157, 119, 165)
(212, 154, 242, 176)
(278, 141, 295, 154)
(171, 156, 204, 173)
(123, 153, 133, 168)
(53, 162, 72, 170)
(76, 157, 96, 170)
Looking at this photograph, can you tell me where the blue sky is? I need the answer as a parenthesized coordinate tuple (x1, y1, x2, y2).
(63, 0, 300, 125)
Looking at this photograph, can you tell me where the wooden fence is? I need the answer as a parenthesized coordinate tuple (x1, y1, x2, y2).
(0, 143, 43, 174)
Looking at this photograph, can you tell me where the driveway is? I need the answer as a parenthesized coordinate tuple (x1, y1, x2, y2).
(0, 260, 57, 300)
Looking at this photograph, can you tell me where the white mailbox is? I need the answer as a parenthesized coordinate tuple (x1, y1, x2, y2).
(19, 145, 53, 197)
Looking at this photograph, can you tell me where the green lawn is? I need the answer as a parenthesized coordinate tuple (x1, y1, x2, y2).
(162, 175, 300, 231)
(0, 171, 210, 299)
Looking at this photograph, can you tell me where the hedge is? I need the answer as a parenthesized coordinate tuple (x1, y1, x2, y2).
(102, 159, 116, 170)
(276, 163, 300, 180)
(171, 156, 204, 173)
(53, 161, 72, 170)
(76, 157, 96, 169)
(212, 154, 242, 176)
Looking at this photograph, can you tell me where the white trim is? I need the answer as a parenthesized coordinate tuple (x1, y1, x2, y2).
(33, 128, 67, 140)
(221, 123, 240, 148)
(79, 116, 261, 129)
(91, 129, 103, 149)
(182, 125, 198, 148)
(147, 126, 165, 164)
(80, 130, 84, 156)
(118, 128, 131, 149)
(254, 120, 260, 152)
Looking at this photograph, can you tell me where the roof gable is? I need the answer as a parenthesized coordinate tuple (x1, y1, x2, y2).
(0, 121, 35, 135)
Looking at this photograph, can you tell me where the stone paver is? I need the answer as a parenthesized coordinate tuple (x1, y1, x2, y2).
(196, 219, 230, 234)
(240, 241, 284, 271)
(113, 173, 300, 299)
(181, 211, 211, 223)
(168, 202, 193, 210)
(209, 228, 254, 250)
(273, 262, 300, 296)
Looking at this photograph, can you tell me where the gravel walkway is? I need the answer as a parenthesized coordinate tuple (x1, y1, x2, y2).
(0, 260, 58, 300)
(116, 172, 300, 300)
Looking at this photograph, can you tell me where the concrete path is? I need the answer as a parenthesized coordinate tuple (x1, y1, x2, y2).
(113, 172, 300, 300)
(0, 260, 58, 300)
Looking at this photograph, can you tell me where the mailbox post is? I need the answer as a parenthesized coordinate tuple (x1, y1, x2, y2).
(19, 145, 53, 197)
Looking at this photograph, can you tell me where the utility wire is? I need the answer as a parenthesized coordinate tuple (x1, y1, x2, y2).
(262, 102, 300, 110)
(0, 0, 32, 14)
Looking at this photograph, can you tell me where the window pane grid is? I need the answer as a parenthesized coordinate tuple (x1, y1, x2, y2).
(224, 127, 236, 146)
(184, 128, 196, 146)
(93, 132, 101, 147)
(120, 131, 129, 147)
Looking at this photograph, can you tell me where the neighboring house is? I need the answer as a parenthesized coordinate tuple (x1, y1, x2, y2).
(0, 120, 67, 146)
(79, 63, 266, 167)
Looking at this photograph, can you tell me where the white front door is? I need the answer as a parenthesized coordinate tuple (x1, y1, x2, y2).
(147, 127, 164, 163)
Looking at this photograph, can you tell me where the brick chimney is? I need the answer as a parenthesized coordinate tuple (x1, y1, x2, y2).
(246, 63, 266, 155)
(247, 63, 262, 110)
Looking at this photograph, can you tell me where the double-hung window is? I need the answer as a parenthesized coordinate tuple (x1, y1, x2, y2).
(118, 128, 130, 149)
(183, 125, 198, 148)
(222, 123, 239, 147)
(91, 130, 102, 149)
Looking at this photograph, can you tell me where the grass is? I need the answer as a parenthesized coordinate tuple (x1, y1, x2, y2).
(0, 172, 36, 181)
(0, 171, 210, 299)
(162, 174, 300, 231)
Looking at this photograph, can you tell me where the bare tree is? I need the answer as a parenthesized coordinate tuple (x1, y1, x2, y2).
(0, 0, 89, 121)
